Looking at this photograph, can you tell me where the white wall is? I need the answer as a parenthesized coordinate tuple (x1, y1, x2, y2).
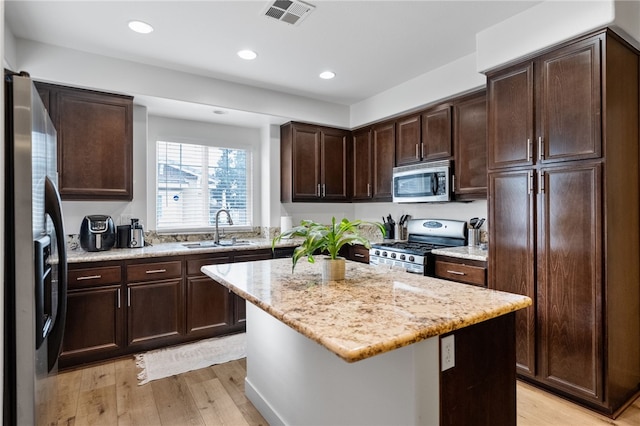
(14, 39, 351, 129)
(350, 53, 486, 128)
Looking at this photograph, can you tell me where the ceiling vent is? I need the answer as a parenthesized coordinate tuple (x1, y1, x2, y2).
(263, 0, 315, 26)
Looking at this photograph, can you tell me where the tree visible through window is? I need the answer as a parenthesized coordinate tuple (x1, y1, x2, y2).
(156, 141, 251, 231)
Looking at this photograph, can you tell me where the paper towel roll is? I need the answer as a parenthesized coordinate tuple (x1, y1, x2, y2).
(281, 216, 293, 233)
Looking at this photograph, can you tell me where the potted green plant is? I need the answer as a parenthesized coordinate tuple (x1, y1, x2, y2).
(272, 217, 386, 281)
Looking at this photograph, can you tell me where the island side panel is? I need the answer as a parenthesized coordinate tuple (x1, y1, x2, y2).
(244, 303, 441, 426)
(440, 312, 517, 426)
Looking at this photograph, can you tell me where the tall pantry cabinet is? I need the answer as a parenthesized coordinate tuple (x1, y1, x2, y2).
(487, 29, 640, 416)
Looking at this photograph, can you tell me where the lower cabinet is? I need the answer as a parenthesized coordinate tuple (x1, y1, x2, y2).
(62, 248, 274, 369)
(433, 255, 487, 287)
(61, 263, 125, 367)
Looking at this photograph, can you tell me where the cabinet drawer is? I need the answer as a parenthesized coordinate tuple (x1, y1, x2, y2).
(186, 255, 233, 276)
(127, 261, 182, 282)
(68, 266, 122, 289)
(435, 260, 486, 287)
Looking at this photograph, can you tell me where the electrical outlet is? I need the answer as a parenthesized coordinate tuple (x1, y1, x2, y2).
(441, 335, 455, 371)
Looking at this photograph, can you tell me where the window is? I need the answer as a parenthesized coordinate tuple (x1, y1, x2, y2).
(156, 141, 252, 232)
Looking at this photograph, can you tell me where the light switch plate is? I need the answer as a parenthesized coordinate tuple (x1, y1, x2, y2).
(441, 335, 455, 371)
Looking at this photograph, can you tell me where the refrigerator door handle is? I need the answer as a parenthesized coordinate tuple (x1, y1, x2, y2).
(44, 176, 68, 372)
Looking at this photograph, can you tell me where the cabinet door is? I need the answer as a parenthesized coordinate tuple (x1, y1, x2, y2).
(60, 285, 124, 366)
(538, 37, 602, 163)
(352, 128, 373, 200)
(372, 122, 395, 201)
(488, 169, 536, 377)
(186, 276, 231, 337)
(537, 163, 602, 401)
(292, 125, 321, 201)
(421, 104, 452, 161)
(487, 63, 534, 170)
(395, 114, 422, 166)
(48, 84, 133, 200)
(321, 128, 349, 200)
(454, 91, 487, 199)
(127, 279, 183, 347)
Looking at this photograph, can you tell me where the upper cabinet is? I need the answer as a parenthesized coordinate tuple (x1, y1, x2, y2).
(395, 104, 453, 167)
(280, 122, 350, 202)
(35, 82, 134, 201)
(351, 124, 394, 202)
(487, 36, 601, 170)
(453, 90, 487, 199)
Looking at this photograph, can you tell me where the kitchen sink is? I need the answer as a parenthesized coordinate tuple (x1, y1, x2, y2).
(182, 240, 255, 248)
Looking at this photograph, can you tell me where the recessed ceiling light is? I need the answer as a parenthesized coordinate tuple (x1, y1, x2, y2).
(237, 50, 258, 60)
(128, 20, 154, 34)
(319, 71, 336, 80)
(213, 110, 228, 115)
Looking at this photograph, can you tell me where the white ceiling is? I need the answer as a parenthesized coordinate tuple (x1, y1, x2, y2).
(5, 0, 540, 127)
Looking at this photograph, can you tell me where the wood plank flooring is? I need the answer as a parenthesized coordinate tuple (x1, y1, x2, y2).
(56, 356, 640, 425)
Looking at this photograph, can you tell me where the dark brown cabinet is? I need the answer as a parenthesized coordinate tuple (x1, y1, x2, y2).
(433, 255, 487, 287)
(61, 249, 274, 368)
(395, 105, 452, 167)
(351, 124, 394, 201)
(35, 82, 133, 201)
(185, 254, 233, 339)
(60, 263, 125, 368)
(126, 259, 184, 349)
(395, 114, 422, 166)
(339, 244, 370, 264)
(487, 29, 640, 415)
(488, 36, 601, 170)
(280, 122, 350, 202)
(371, 121, 395, 200)
(453, 90, 487, 199)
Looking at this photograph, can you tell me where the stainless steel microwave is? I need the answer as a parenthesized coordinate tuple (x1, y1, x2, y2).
(392, 160, 451, 203)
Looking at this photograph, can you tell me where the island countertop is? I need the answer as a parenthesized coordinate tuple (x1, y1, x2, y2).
(202, 258, 531, 363)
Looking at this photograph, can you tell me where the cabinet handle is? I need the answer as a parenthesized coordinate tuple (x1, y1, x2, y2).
(127, 287, 131, 307)
(415, 143, 420, 159)
(367, 183, 371, 197)
(528, 171, 533, 195)
(145, 269, 167, 274)
(452, 175, 456, 192)
(538, 136, 544, 161)
(117, 288, 121, 309)
(354, 253, 365, 258)
(322, 184, 326, 198)
(317, 184, 321, 197)
(447, 270, 465, 275)
(76, 274, 101, 281)
(539, 171, 545, 194)
(421, 143, 424, 159)
(527, 138, 532, 162)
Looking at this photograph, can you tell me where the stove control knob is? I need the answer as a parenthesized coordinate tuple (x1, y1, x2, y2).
(374, 250, 380, 256)
(408, 255, 415, 262)
(400, 254, 406, 261)
(382, 251, 388, 257)
(390, 252, 396, 259)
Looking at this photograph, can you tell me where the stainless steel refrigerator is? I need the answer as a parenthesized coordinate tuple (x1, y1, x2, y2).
(4, 71, 68, 425)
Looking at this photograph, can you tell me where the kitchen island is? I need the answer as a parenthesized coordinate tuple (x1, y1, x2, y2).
(202, 258, 531, 425)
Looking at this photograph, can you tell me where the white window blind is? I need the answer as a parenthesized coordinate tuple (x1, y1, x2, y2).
(156, 141, 252, 231)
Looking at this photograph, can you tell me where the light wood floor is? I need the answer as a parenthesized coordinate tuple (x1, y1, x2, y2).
(56, 356, 640, 425)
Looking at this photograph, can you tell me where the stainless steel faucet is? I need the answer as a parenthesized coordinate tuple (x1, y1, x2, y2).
(214, 209, 233, 244)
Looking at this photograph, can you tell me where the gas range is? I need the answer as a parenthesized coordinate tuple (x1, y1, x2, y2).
(369, 219, 467, 274)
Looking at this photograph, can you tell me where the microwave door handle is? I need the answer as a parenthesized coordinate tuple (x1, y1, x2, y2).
(432, 174, 438, 195)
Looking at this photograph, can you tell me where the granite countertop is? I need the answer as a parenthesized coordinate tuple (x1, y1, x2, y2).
(202, 258, 531, 363)
(431, 245, 488, 262)
(66, 238, 299, 263)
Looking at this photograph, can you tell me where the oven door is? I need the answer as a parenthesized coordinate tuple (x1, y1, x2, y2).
(392, 164, 450, 203)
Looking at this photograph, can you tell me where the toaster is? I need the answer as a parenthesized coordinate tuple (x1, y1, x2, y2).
(80, 215, 116, 251)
